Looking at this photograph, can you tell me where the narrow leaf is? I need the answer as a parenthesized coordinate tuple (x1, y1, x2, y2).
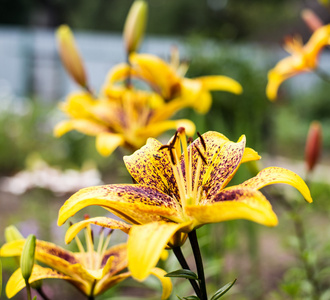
(210, 279, 237, 300)
(165, 269, 199, 280)
(177, 296, 200, 300)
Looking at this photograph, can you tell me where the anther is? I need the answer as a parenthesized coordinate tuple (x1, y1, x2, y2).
(197, 132, 206, 151)
(187, 137, 193, 145)
(107, 229, 114, 237)
(194, 144, 207, 165)
(177, 127, 185, 134)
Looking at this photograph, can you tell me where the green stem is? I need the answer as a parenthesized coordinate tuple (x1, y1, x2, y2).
(172, 246, 202, 299)
(26, 282, 32, 300)
(292, 212, 320, 300)
(188, 230, 208, 300)
(278, 196, 320, 300)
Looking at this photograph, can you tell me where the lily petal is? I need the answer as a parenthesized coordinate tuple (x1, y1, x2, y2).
(197, 75, 243, 94)
(240, 166, 313, 203)
(136, 119, 196, 140)
(186, 187, 278, 227)
(54, 119, 108, 137)
(128, 221, 192, 281)
(94, 272, 131, 296)
(57, 184, 184, 227)
(6, 265, 74, 298)
(0, 240, 95, 280)
(124, 138, 179, 197)
(101, 244, 128, 275)
(130, 53, 180, 99)
(150, 267, 173, 300)
(65, 217, 131, 244)
(241, 147, 261, 163)
(96, 132, 125, 156)
(200, 135, 246, 194)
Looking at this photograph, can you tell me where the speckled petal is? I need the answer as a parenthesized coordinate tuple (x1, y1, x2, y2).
(101, 244, 128, 275)
(239, 166, 313, 203)
(186, 133, 245, 195)
(58, 184, 184, 227)
(65, 217, 131, 244)
(124, 138, 179, 197)
(186, 187, 278, 227)
(0, 239, 94, 283)
(6, 265, 75, 298)
(203, 135, 246, 195)
(184, 131, 229, 186)
(128, 221, 192, 281)
(150, 267, 173, 300)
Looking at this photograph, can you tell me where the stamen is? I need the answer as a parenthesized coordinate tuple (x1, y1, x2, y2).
(100, 230, 113, 262)
(187, 137, 193, 145)
(194, 144, 207, 165)
(197, 132, 206, 151)
(96, 228, 105, 269)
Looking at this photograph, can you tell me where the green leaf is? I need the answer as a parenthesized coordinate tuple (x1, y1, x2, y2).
(210, 279, 237, 300)
(177, 296, 200, 300)
(165, 269, 199, 280)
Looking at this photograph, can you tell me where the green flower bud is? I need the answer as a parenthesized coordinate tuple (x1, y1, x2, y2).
(123, 0, 148, 54)
(20, 235, 36, 282)
(56, 25, 88, 88)
(5, 225, 24, 242)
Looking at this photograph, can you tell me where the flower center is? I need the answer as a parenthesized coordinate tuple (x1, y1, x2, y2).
(73, 216, 112, 271)
(161, 128, 207, 210)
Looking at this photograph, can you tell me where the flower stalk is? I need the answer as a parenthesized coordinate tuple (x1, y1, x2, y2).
(189, 230, 207, 300)
(172, 246, 202, 299)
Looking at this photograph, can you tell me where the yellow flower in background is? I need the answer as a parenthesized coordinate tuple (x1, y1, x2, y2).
(0, 223, 172, 299)
(55, 26, 198, 157)
(54, 86, 195, 156)
(108, 52, 243, 114)
(266, 24, 330, 101)
(57, 129, 312, 281)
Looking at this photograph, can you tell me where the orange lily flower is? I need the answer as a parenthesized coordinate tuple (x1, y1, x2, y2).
(266, 24, 330, 100)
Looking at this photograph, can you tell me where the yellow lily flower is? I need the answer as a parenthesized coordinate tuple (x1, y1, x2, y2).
(106, 52, 243, 114)
(266, 24, 330, 101)
(58, 129, 312, 281)
(54, 86, 195, 156)
(55, 26, 196, 157)
(0, 223, 172, 299)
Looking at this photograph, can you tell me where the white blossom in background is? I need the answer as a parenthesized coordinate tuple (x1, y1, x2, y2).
(0, 159, 103, 195)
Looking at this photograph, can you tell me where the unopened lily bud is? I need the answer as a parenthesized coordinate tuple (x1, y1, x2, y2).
(56, 25, 88, 88)
(301, 9, 323, 32)
(5, 225, 23, 242)
(20, 234, 36, 282)
(305, 121, 322, 172)
(123, 0, 148, 54)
